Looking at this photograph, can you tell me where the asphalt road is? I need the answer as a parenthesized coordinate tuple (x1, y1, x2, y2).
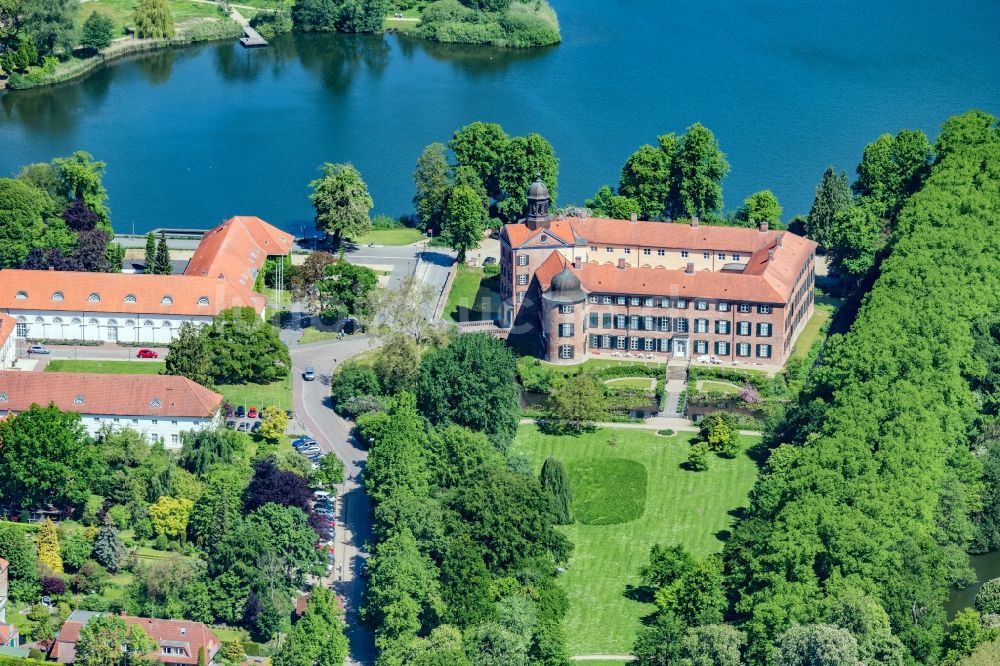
(288, 335, 381, 666)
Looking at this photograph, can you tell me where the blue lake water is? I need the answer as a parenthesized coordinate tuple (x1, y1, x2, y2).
(1, 0, 998, 235)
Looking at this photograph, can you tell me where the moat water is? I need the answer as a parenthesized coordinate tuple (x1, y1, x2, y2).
(1, 0, 998, 234)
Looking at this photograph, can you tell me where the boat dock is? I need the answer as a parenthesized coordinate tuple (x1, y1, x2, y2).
(239, 25, 267, 48)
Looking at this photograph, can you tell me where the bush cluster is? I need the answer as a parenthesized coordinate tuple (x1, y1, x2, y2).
(415, 0, 560, 48)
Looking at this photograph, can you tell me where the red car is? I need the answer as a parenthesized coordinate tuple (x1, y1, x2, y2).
(247, 407, 258, 419)
(136, 349, 158, 358)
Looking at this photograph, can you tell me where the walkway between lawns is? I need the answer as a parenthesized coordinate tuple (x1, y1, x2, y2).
(519, 417, 762, 437)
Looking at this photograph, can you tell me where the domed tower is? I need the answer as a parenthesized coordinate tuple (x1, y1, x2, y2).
(541, 266, 587, 363)
(524, 174, 551, 231)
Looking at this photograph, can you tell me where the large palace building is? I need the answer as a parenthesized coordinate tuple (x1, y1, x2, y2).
(499, 178, 817, 366)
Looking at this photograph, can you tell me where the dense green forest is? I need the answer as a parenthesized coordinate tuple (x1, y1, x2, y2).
(714, 111, 1000, 664)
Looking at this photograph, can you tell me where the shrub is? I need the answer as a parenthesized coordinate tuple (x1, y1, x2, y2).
(41, 576, 67, 596)
(976, 578, 1000, 615)
(657, 429, 674, 437)
(251, 12, 292, 40)
(687, 442, 709, 471)
(71, 560, 108, 594)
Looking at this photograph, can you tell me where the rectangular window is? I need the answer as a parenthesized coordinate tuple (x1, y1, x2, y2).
(151, 419, 158, 425)
(559, 323, 574, 337)
(643, 248, 651, 255)
(131, 418, 139, 425)
(93, 417, 100, 422)
(659, 337, 672, 352)
(644, 316, 654, 330)
(676, 299, 687, 309)
(630, 315, 640, 330)
(630, 297, 641, 306)
(737, 321, 751, 336)
(717, 302, 730, 312)
(591, 334, 600, 348)
(659, 317, 671, 332)
(518, 291, 525, 303)
(718, 253, 726, 260)
(657, 249, 665, 256)
(616, 314, 627, 329)
(606, 247, 614, 253)
(113, 417, 120, 423)
(644, 298, 655, 307)
(590, 245, 598, 251)
(629, 337, 640, 350)
(624, 247, 631, 254)
(603, 313, 612, 328)
(758, 304, 773, 314)
(172, 420, 178, 426)
(703, 251, 710, 259)
(559, 345, 573, 359)
(644, 338, 655, 351)
(589, 313, 598, 327)
(756, 344, 772, 359)
(602, 335, 611, 348)
(732, 254, 741, 262)
(694, 319, 708, 333)
(617, 296, 627, 306)
(681, 250, 689, 258)
(16, 322, 27, 337)
(696, 301, 708, 310)
(517, 254, 528, 266)
(675, 318, 689, 333)
(588, 295, 599, 303)
(616, 336, 626, 350)
(603, 295, 612, 304)
(517, 274, 528, 285)
(660, 298, 671, 308)
(559, 304, 573, 314)
(757, 322, 772, 337)
(738, 303, 752, 313)
(715, 341, 730, 356)
(170, 434, 180, 445)
(694, 340, 709, 354)
(736, 343, 751, 357)
(716, 320, 731, 335)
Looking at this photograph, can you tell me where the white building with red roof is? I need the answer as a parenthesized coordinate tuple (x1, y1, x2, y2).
(0, 216, 291, 345)
(499, 178, 817, 366)
(0, 557, 18, 649)
(0, 372, 223, 448)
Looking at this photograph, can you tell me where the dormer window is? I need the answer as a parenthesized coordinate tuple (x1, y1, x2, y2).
(161, 295, 173, 304)
(15, 291, 27, 299)
(0, 392, 7, 401)
(88, 293, 100, 302)
(52, 291, 64, 301)
(197, 296, 209, 306)
(149, 398, 161, 408)
(125, 294, 137, 303)
(73, 395, 84, 405)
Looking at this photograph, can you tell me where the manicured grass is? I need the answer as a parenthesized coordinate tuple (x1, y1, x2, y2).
(216, 375, 293, 411)
(298, 327, 342, 345)
(352, 228, 425, 246)
(512, 425, 760, 656)
(45, 359, 166, 374)
(696, 379, 741, 394)
(568, 458, 647, 525)
(542, 358, 665, 378)
(444, 265, 500, 322)
(790, 303, 833, 361)
(75, 0, 225, 37)
(604, 377, 656, 391)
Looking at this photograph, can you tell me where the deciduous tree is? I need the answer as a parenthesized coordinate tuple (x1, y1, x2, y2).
(309, 162, 373, 246)
(75, 615, 158, 666)
(413, 142, 452, 233)
(80, 11, 114, 51)
(618, 143, 673, 220)
(442, 183, 486, 263)
(497, 133, 558, 222)
(539, 457, 572, 525)
(673, 123, 730, 219)
(449, 121, 509, 202)
(776, 624, 860, 666)
(741, 189, 782, 228)
(545, 374, 606, 433)
(132, 0, 174, 39)
(148, 496, 194, 542)
(585, 184, 641, 220)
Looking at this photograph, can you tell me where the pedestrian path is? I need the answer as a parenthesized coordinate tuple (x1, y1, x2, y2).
(661, 360, 689, 417)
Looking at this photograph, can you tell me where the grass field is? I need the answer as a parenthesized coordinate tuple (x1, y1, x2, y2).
(512, 425, 760, 656)
(790, 303, 834, 361)
(696, 379, 741, 394)
(76, 0, 224, 37)
(542, 358, 665, 378)
(352, 228, 425, 246)
(45, 359, 166, 374)
(604, 377, 656, 391)
(444, 265, 500, 322)
(216, 375, 293, 411)
(298, 327, 341, 345)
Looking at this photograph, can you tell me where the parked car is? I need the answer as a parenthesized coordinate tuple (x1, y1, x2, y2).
(247, 407, 258, 419)
(301, 446, 321, 456)
(483, 256, 497, 265)
(27, 344, 50, 355)
(136, 348, 158, 358)
(286, 409, 294, 419)
(314, 490, 332, 500)
(251, 421, 262, 433)
(293, 437, 315, 449)
(235, 406, 246, 418)
(225, 420, 236, 429)
(237, 421, 249, 432)
(303, 367, 316, 381)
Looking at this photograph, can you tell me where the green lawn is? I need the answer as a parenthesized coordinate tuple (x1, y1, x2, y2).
(76, 0, 225, 37)
(352, 228, 426, 246)
(45, 359, 166, 374)
(298, 327, 341, 345)
(216, 375, 293, 411)
(604, 377, 657, 391)
(542, 358, 665, 378)
(444, 265, 500, 322)
(512, 425, 760, 656)
(696, 379, 741, 394)
(790, 303, 834, 361)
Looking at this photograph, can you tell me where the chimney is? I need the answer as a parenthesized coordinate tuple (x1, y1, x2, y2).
(617, 258, 626, 270)
(685, 262, 695, 275)
(574, 257, 582, 269)
(691, 216, 699, 228)
(630, 212, 638, 224)
(759, 221, 769, 232)
(777, 234, 784, 247)
(767, 249, 775, 262)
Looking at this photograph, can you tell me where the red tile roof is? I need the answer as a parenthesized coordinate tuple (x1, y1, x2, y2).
(0, 372, 223, 418)
(0, 556, 8, 568)
(0, 271, 264, 316)
(571, 262, 787, 303)
(0, 623, 17, 646)
(0, 314, 15, 348)
(53, 614, 220, 665)
(185, 216, 294, 295)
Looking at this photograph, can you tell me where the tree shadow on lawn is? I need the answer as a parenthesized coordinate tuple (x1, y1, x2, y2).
(624, 583, 656, 604)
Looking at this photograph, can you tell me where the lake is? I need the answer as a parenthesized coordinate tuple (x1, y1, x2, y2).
(1, 0, 999, 235)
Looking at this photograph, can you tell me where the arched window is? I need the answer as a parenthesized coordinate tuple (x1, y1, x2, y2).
(52, 317, 63, 324)
(197, 296, 209, 306)
(34, 316, 44, 323)
(125, 320, 136, 327)
(107, 319, 118, 326)
(124, 294, 137, 304)
(88, 318, 99, 325)
(72, 395, 85, 405)
(161, 295, 173, 305)
(143, 320, 154, 327)
(52, 291, 64, 301)
(149, 398, 161, 408)
(0, 393, 8, 402)
(88, 293, 101, 302)
(15, 291, 27, 299)
(71, 318, 82, 325)
(161, 321, 172, 327)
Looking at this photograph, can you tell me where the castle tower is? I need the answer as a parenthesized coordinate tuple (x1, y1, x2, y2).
(524, 174, 551, 231)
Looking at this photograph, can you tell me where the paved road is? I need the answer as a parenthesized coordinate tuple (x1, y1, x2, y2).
(288, 335, 381, 666)
(19, 342, 169, 364)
